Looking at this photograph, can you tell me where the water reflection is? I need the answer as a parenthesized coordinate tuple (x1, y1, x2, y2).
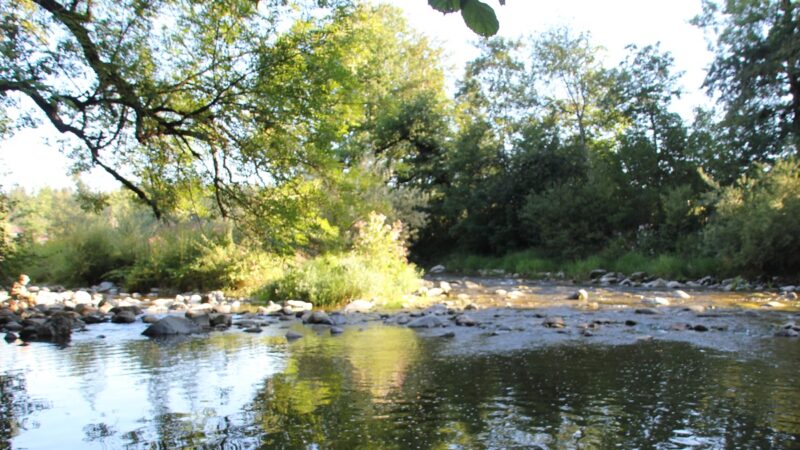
(1, 322, 799, 449)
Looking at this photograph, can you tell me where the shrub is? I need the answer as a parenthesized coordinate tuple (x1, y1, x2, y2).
(266, 212, 421, 306)
(703, 158, 800, 276)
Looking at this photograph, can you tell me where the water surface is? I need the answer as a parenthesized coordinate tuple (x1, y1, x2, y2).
(2, 319, 799, 449)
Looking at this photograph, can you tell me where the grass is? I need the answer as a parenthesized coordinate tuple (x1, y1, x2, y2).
(444, 249, 722, 281)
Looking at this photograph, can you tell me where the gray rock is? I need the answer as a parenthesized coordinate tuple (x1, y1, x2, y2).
(4, 332, 17, 343)
(19, 313, 73, 343)
(775, 328, 799, 338)
(330, 326, 344, 335)
(589, 269, 607, 279)
(693, 324, 709, 332)
(674, 290, 691, 300)
(4, 321, 23, 332)
(629, 272, 648, 282)
(142, 316, 202, 337)
(635, 308, 660, 315)
(643, 278, 668, 288)
(141, 315, 160, 324)
(407, 315, 446, 328)
(642, 297, 670, 306)
(666, 281, 684, 289)
(684, 305, 706, 314)
(305, 311, 333, 325)
(209, 313, 232, 328)
(186, 312, 211, 329)
(543, 316, 565, 328)
(285, 330, 304, 340)
(243, 327, 262, 333)
(111, 310, 137, 324)
(454, 314, 478, 326)
(83, 314, 107, 324)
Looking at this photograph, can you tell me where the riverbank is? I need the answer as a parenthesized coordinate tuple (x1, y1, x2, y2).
(2, 274, 798, 354)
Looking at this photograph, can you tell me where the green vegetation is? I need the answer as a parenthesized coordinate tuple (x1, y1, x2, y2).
(1, 0, 799, 299)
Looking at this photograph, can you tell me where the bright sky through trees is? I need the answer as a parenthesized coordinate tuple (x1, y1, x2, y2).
(0, 0, 712, 191)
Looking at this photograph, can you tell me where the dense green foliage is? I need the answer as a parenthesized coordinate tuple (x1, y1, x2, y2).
(2, 0, 799, 293)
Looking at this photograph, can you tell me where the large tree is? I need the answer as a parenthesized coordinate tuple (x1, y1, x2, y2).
(694, 0, 800, 159)
(0, 1, 447, 249)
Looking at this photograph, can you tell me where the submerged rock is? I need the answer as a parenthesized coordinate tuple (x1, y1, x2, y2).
(142, 316, 201, 337)
(543, 316, 565, 329)
(285, 330, 304, 340)
(407, 315, 446, 328)
(304, 311, 333, 325)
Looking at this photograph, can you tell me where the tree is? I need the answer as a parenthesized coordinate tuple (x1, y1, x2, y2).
(531, 28, 612, 152)
(694, 0, 800, 159)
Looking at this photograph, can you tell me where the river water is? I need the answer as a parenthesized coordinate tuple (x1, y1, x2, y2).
(2, 310, 799, 449)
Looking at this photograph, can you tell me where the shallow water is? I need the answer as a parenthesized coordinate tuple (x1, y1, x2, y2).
(2, 316, 799, 449)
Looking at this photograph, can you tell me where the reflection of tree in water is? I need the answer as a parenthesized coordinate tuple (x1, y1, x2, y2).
(244, 336, 800, 449)
(0, 371, 51, 448)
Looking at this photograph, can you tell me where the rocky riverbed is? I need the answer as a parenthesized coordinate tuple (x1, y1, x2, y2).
(2, 274, 798, 354)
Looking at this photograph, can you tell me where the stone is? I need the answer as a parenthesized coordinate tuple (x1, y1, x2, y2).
(543, 316, 565, 328)
(642, 297, 670, 306)
(429, 264, 446, 274)
(685, 305, 706, 314)
(624, 320, 637, 326)
(439, 281, 452, 294)
(142, 316, 202, 336)
(635, 308, 660, 315)
(407, 315, 446, 328)
(209, 314, 232, 328)
(141, 315, 160, 324)
(426, 288, 444, 297)
(343, 299, 374, 314)
(186, 312, 211, 329)
(766, 301, 786, 308)
(629, 272, 648, 282)
(666, 281, 684, 289)
(4, 332, 17, 343)
(330, 326, 344, 335)
(464, 281, 481, 290)
(494, 289, 508, 296)
(243, 327, 262, 333)
(111, 310, 136, 324)
(779, 285, 796, 293)
(305, 311, 333, 325)
(775, 328, 798, 338)
(285, 330, 304, 340)
(286, 300, 313, 312)
(643, 278, 668, 288)
(72, 290, 92, 304)
(454, 314, 478, 326)
(674, 290, 691, 300)
(693, 324, 709, 332)
(568, 289, 589, 301)
(95, 281, 115, 293)
(589, 269, 607, 279)
(110, 305, 142, 316)
(83, 314, 107, 324)
(4, 321, 23, 332)
(438, 331, 456, 338)
(258, 302, 283, 315)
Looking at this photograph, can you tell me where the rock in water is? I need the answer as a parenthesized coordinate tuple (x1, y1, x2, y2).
(304, 311, 333, 325)
(285, 330, 304, 340)
(543, 317, 565, 328)
(142, 316, 201, 337)
(343, 299, 374, 314)
(407, 315, 446, 328)
(568, 289, 589, 301)
(111, 310, 137, 324)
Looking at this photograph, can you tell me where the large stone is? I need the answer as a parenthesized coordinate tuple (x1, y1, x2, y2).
(343, 299, 374, 314)
(305, 311, 333, 325)
(185, 311, 211, 329)
(429, 264, 446, 274)
(286, 300, 313, 312)
(643, 278, 668, 288)
(19, 312, 73, 343)
(589, 269, 607, 279)
(258, 302, 283, 315)
(454, 314, 478, 327)
(209, 313, 232, 328)
(407, 315, 446, 328)
(73, 290, 92, 304)
(95, 281, 115, 293)
(111, 310, 137, 324)
(142, 316, 202, 337)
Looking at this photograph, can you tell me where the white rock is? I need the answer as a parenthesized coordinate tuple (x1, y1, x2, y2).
(429, 264, 446, 274)
(642, 296, 671, 306)
(439, 281, 452, 294)
(494, 289, 508, 296)
(73, 290, 92, 304)
(286, 300, 313, 311)
(342, 299, 372, 313)
(34, 291, 60, 306)
(426, 288, 444, 297)
(674, 290, 691, 299)
(507, 290, 524, 299)
(230, 300, 241, 311)
(766, 301, 785, 308)
(189, 294, 202, 303)
(258, 301, 283, 315)
(0, 291, 9, 302)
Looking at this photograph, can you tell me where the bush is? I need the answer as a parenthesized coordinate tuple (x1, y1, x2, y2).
(266, 212, 421, 306)
(703, 158, 800, 276)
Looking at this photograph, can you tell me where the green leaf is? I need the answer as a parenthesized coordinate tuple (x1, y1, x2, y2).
(460, 0, 499, 37)
(428, 0, 461, 14)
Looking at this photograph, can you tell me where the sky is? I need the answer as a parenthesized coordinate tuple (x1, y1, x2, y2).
(0, 0, 714, 192)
